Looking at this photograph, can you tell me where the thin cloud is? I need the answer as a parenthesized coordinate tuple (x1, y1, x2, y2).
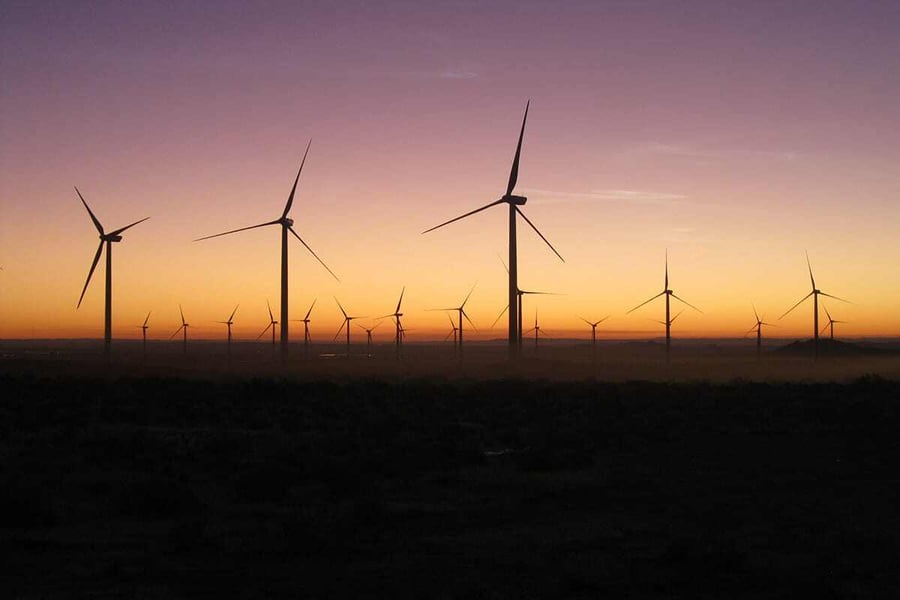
(522, 188, 687, 206)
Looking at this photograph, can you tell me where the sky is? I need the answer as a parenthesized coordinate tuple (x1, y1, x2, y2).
(2, 0, 899, 342)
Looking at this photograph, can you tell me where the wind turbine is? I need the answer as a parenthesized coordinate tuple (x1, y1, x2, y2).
(378, 287, 406, 360)
(334, 298, 364, 358)
(580, 316, 609, 364)
(627, 251, 701, 363)
(75, 187, 149, 358)
(779, 252, 848, 357)
(523, 310, 548, 352)
(429, 285, 476, 360)
(194, 141, 338, 361)
(291, 299, 316, 360)
(257, 300, 278, 348)
(444, 314, 459, 356)
(138, 311, 151, 361)
(356, 322, 382, 358)
(170, 305, 190, 354)
(493, 256, 560, 351)
(422, 101, 564, 360)
(217, 305, 239, 364)
(745, 306, 774, 360)
(821, 305, 846, 340)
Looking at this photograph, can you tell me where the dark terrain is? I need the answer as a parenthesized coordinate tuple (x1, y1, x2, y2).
(2, 368, 899, 598)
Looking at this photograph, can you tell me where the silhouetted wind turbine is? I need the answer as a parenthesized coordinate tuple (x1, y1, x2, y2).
(779, 252, 848, 358)
(821, 305, 846, 340)
(444, 314, 460, 356)
(138, 311, 151, 361)
(745, 305, 774, 360)
(257, 300, 278, 348)
(523, 310, 548, 352)
(580, 316, 609, 363)
(422, 101, 564, 360)
(217, 305, 239, 364)
(494, 256, 560, 351)
(357, 322, 382, 358)
(429, 285, 476, 360)
(291, 299, 316, 360)
(194, 141, 338, 361)
(627, 251, 701, 363)
(334, 298, 364, 358)
(75, 187, 149, 358)
(378, 287, 406, 360)
(170, 305, 190, 354)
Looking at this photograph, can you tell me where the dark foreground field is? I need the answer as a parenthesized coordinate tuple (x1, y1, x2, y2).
(3, 372, 899, 598)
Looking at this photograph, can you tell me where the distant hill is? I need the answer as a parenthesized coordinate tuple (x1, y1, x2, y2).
(774, 338, 893, 356)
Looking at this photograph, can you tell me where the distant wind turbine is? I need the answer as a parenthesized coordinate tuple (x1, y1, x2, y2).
(821, 305, 846, 340)
(444, 313, 459, 356)
(138, 311, 151, 361)
(75, 187, 149, 358)
(422, 101, 564, 360)
(334, 298, 364, 358)
(170, 305, 190, 354)
(291, 299, 316, 360)
(779, 252, 848, 357)
(523, 310, 548, 352)
(429, 285, 476, 360)
(745, 305, 774, 360)
(217, 304, 239, 364)
(356, 321, 382, 358)
(378, 287, 406, 360)
(257, 300, 278, 348)
(627, 251, 701, 363)
(493, 256, 561, 351)
(194, 140, 338, 361)
(580, 316, 609, 363)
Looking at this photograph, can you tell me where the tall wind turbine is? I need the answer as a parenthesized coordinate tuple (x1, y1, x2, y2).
(422, 102, 564, 360)
(75, 187, 149, 357)
(357, 322, 382, 358)
(170, 305, 190, 354)
(379, 287, 406, 360)
(627, 252, 701, 362)
(580, 316, 609, 364)
(430, 285, 476, 360)
(334, 298, 364, 357)
(291, 299, 316, 360)
(779, 252, 848, 357)
(745, 306, 774, 360)
(194, 141, 338, 361)
(257, 300, 278, 347)
(217, 305, 239, 364)
(138, 311, 151, 361)
(821, 305, 846, 340)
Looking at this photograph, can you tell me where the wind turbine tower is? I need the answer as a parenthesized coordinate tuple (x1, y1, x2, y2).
(580, 316, 609, 364)
(779, 252, 848, 358)
(430, 285, 476, 360)
(423, 102, 564, 360)
(139, 311, 151, 361)
(75, 187, 149, 358)
(170, 305, 190, 354)
(334, 298, 364, 358)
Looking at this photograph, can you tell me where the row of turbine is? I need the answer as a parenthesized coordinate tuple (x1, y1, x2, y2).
(74, 101, 848, 360)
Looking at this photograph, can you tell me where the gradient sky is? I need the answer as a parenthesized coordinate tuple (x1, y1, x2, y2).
(2, 0, 899, 341)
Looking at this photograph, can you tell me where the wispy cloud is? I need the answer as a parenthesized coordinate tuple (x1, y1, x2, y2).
(620, 141, 800, 164)
(521, 188, 687, 206)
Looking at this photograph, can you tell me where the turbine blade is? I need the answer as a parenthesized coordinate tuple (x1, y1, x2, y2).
(194, 220, 280, 242)
(372, 321, 383, 331)
(229, 304, 239, 321)
(491, 305, 509, 328)
(665, 249, 669, 289)
(818, 291, 850, 304)
(334, 297, 348, 319)
(76, 241, 104, 308)
(579, 316, 592, 326)
(257, 323, 273, 340)
(597, 315, 610, 324)
(780, 291, 814, 319)
(461, 283, 476, 308)
(627, 291, 665, 314)
(752, 304, 760, 322)
(498, 253, 509, 274)
(447, 313, 455, 327)
(671, 293, 702, 313)
(288, 226, 340, 282)
(823, 305, 832, 321)
(744, 325, 758, 336)
(282, 139, 311, 219)
(515, 207, 564, 262)
(169, 325, 184, 339)
(143, 311, 151, 327)
(333, 320, 347, 341)
(506, 100, 529, 197)
(75, 187, 104, 235)
(304, 298, 316, 320)
(108, 216, 150, 237)
(806, 251, 816, 290)
(670, 309, 685, 324)
(462, 309, 476, 330)
(180, 304, 186, 326)
(267, 299, 274, 322)
(395, 286, 405, 313)
(421, 200, 504, 234)
(820, 323, 829, 335)
(444, 330, 455, 341)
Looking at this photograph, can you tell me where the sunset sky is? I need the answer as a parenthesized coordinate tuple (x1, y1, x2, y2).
(2, 1, 899, 341)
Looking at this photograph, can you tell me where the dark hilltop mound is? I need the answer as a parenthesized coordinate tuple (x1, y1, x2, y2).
(775, 338, 888, 356)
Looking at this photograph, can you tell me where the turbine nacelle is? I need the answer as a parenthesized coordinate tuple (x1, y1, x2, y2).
(280, 217, 294, 227)
(102, 234, 123, 243)
(503, 194, 527, 206)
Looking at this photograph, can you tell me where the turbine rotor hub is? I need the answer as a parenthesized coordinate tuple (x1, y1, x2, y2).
(282, 217, 294, 227)
(504, 194, 527, 205)
(102, 234, 123, 242)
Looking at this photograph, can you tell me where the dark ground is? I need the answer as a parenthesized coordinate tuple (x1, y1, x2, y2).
(2, 369, 899, 598)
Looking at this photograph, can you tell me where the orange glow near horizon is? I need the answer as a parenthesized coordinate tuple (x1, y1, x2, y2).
(2, 3, 900, 343)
